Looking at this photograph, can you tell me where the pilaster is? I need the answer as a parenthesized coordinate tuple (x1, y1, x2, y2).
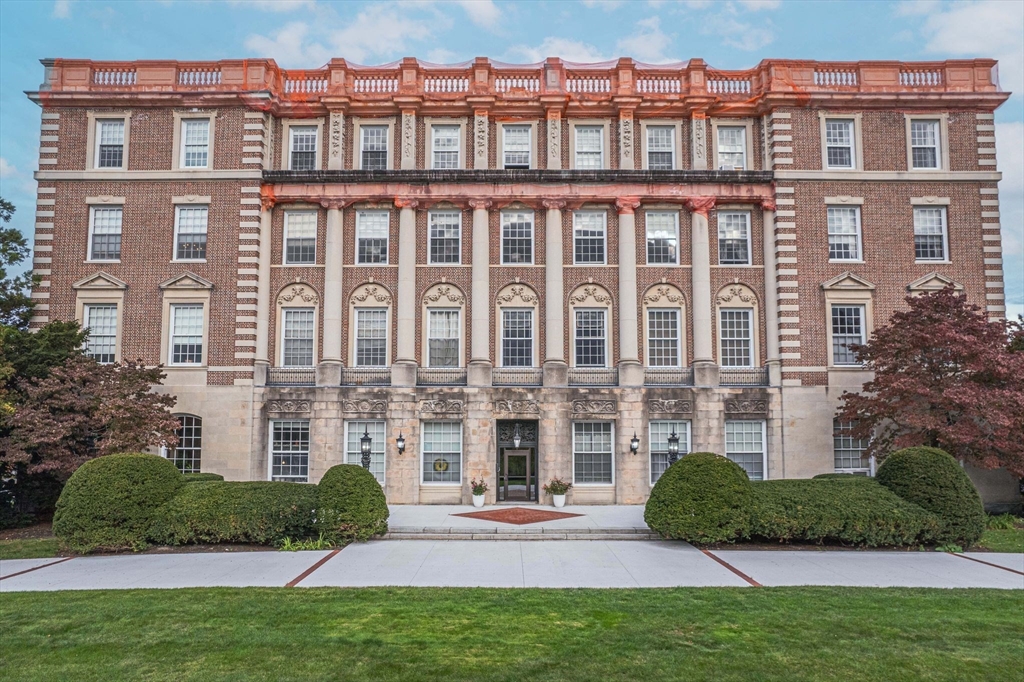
(616, 197, 642, 386)
(318, 202, 344, 386)
(761, 200, 782, 387)
(473, 111, 489, 170)
(688, 196, 718, 387)
(254, 198, 273, 385)
(543, 200, 567, 385)
(393, 198, 418, 385)
(400, 110, 416, 170)
(469, 199, 492, 386)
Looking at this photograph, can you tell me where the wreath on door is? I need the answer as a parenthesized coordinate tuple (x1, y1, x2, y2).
(433, 458, 450, 472)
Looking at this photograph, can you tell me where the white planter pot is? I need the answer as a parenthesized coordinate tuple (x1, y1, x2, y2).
(472, 494, 485, 508)
(552, 494, 566, 508)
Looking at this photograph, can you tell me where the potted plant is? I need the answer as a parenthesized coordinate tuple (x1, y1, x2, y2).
(470, 479, 489, 508)
(543, 478, 572, 508)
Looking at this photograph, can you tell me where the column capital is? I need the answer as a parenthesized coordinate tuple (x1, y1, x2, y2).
(615, 197, 642, 214)
(542, 199, 567, 210)
(760, 198, 777, 212)
(260, 193, 277, 212)
(393, 197, 419, 210)
(467, 199, 492, 210)
(685, 196, 717, 217)
(319, 198, 348, 210)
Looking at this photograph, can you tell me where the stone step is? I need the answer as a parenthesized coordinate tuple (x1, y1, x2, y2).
(383, 527, 660, 541)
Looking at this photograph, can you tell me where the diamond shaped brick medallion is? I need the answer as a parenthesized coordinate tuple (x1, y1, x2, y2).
(453, 507, 583, 525)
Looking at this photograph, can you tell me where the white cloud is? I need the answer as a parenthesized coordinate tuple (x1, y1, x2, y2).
(426, 48, 460, 64)
(581, 0, 625, 10)
(454, 0, 501, 28)
(737, 0, 780, 10)
(328, 5, 436, 64)
(996, 121, 1024, 259)
(244, 22, 331, 67)
(506, 37, 610, 64)
(700, 12, 774, 51)
(894, 0, 940, 16)
(616, 17, 677, 64)
(0, 157, 16, 179)
(227, 0, 317, 11)
(683, 0, 712, 8)
(52, 0, 71, 18)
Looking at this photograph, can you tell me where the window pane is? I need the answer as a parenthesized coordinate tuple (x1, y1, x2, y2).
(650, 420, 689, 484)
(575, 126, 603, 169)
(285, 212, 317, 264)
(289, 125, 318, 171)
(831, 305, 864, 365)
(647, 126, 674, 170)
(175, 206, 208, 260)
(428, 310, 460, 367)
(503, 125, 530, 168)
(827, 207, 860, 260)
(423, 422, 461, 483)
(172, 415, 202, 474)
(429, 212, 461, 264)
(171, 304, 204, 365)
(720, 309, 752, 367)
(718, 212, 750, 265)
(574, 422, 612, 484)
(283, 309, 315, 367)
(84, 304, 117, 364)
(574, 212, 605, 264)
(357, 211, 389, 264)
(501, 211, 533, 264)
(646, 212, 677, 264)
(725, 420, 764, 480)
(355, 309, 387, 367)
(97, 120, 124, 168)
(575, 309, 606, 367)
(647, 309, 679, 367)
(834, 419, 870, 472)
(914, 207, 946, 260)
(432, 125, 460, 169)
(717, 126, 745, 170)
(361, 125, 388, 170)
(271, 420, 309, 482)
(182, 119, 210, 168)
(90, 207, 122, 260)
(502, 309, 533, 367)
(825, 120, 854, 168)
(346, 420, 386, 483)
(910, 120, 939, 169)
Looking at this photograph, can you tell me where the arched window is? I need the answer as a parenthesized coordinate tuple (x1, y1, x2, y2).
(715, 283, 760, 368)
(421, 283, 466, 368)
(642, 283, 687, 368)
(495, 282, 540, 367)
(568, 282, 613, 368)
(172, 414, 202, 473)
(349, 283, 393, 367)
(275, 283, 319, 367)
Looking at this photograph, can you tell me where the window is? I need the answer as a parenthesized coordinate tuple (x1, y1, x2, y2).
(647, 126, 675, 170)
(284, 211, 316, 265)
(650, 420, 689, 484)
(834, 419, 871, 473)
(718, 212, 750, 265)
(346, 420, 385, 483)
(88, 207, 122, 261)
(289, 125, 318, 171)
(180, 119, 210, 168)
(575, 125, 603, 169)
(717, 126, 746, 170)
(171, 415, 202, 474)
(169, 303, 203, 365)
(831, 305, 865, 366)
(431, 125, 460, 169)
(574, 309, 607, 368)
(428, 211, 461, 264)
(647, 309, 680, 367)
(422, 421, 461, 484)
(573, 211, 606, 264)
(360, 125, 388, 170)
(910, 119, 940, 170)
(270, 420, 309, 482)
(914, 207, 947, 261)
(646, 211, 678, 264)
(356, 211, 389, 264)
(354, 309, 387, 367)
(827, 206, 861, 261)
(95, 119, 125, 169)
(282, 309, 315, 367)
(503, 124, 531, 169)
(725, 420, 766, 480)
(501, 211, 533, 264)
(825, 119, 855, 169)
(427, 309, 460, 367)
(174, 206, 208, 261)
(720, 309, 752, 367)
(573, 422, 613, 484)
(83, 304, 117, 364)
(501, 309, 533, 367)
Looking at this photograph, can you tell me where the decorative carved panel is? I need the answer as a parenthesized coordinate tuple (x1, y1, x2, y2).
(351, 284, 392, 305)
(342, 399, 387, 413)
(422, 284, 465, 306)
(648, 399, 693, 414)
(725, 399, 768, 414)
(494, 399, 540, 414)
(277, 285, 319, 306)
(495, 284, 539, 306)
(571, 399, 617, 414)
(420, 399, 464, 414)
(267, 400, 311, 413)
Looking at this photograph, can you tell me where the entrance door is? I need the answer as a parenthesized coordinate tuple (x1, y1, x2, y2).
(502, 449, 532, 501)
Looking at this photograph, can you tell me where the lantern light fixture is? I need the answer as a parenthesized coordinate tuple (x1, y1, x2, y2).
(630, 432, 640, 455)
(396, 431, 406, 455)
(667, 430, 680, 465)
(360, 428, 373, 470)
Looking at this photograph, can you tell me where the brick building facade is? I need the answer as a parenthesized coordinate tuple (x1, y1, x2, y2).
(27, 56, 1013, 505)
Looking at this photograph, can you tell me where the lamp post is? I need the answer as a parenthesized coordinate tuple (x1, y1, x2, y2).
(630, 432, 640, 455)
(667, 430, 680, 465)
(360, 428, 372, 470)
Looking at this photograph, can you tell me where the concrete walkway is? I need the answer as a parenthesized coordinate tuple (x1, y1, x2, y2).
(2, 543, 1021, 592)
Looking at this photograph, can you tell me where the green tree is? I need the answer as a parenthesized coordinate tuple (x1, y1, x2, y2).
(0, 198, 36, 330)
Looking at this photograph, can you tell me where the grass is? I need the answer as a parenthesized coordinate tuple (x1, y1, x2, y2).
(0, 537, 59, 560)
(1, 587, 1022, 682)
(976, 514, 1024, 553)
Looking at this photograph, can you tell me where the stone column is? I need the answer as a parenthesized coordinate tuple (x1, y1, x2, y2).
(468, 200, 492, 386)
(253, 197, 274, 386)
(687, 197, 718, 387)
(761, 199, 782, 386)
(317, 201, 344, 386)
(473, 111, 489, 170)
(400, 110, 416, 170)
(393, 198, 418, 386)
(616, 197, 643, 386)
(543, 200, 567, 386)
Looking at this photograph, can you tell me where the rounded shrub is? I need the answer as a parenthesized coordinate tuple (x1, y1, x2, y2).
(876, 446, 985, 547)
(182, 472, 225, 483)
(53, 453, 183, 553)
(644, 452, 752, 544)
(316, 464, 389, 542)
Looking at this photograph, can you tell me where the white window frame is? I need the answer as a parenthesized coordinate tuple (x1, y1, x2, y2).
(353, 307, 389, 368)
(718, 308, 755, 369)
(645, 125, 676, 170)
(280, 307, 317, 368)
(570, 121, 608, 170)
(426, 308, 461, 368)
(833, 419, 874, 475)
(356, 121, 392, 171)
(420, 420, 463, 486)
(430, 123, 462, 170)
(821, 115, 862, 171)
(913, 206, 949, 263)
(500, 210, 534, 265)
(572, 307, 609, 368)
(500, 307, 535, 368)
(571, 421, 615, 486)
(173, 205, 209, 262)
(572, 210, 607, 265)
(179, 118, 211, 170)
(645, 210, 679, 265)
(87, 205, 123, 263)
(83, 303, 118, 364)
(355, 210, 390, 265)
(830, 304, 866, 367)
(639, 120, 683, 171)
(267, 419, 310, 483)
(715, 125, 747, 171)
(827, 205, 863, 262)
(645, 307, 682, 368)
(168, 303, 205, 367)
(288, 124, 320, 171)
(283, 210, 318, 265)
(427, 210, 462, 265)
(500, 123, 534, 169)
(344, 420, 386, 485)
(93, 118, 127, 170)
(717, 211, 752, 266)
(725, 420, 768, 481)
(905, 114, 949, 172)
(648, 420, 691, 485)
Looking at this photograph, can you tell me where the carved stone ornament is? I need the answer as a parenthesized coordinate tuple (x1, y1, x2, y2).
(402, 111, 415, 165)
(761, 197, 777, 212)
(717, 285, 758, 306)
(569, 285, 613, 306)
(268, 400, 311, 413)
(496, 284, 539, 306)
(571, 399, 617, 414)
(620, 117, 633, 158)
(547, 117, 561, 164)
(643, 284, 685, 305)
(421, 399, 464, 414)
(725, 399, 768, 414)
(692, 116, 706, 164)
(329, 112, 344, 167)
(278, 285, 319, 306)
(474, 114, 488, 166)
(615, 197, 641, 214)
(685, 196, 716, 217)
(423, 284, 465, 306)
(342, 398, 387, 413)
(494, 399, 540, 414)
(351, 284, 392, 305)
(648, 399, 693, 414)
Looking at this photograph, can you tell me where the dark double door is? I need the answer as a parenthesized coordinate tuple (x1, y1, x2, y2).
(496, 420, 538, 502)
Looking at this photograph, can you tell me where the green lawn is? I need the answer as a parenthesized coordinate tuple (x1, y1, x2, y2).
(1, 587, 1021, 682)
(978, 528, 1024, 553)
(0, 537, 59, 560)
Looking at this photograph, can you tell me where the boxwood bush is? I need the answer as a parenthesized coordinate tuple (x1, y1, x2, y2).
(747, 478, 941, 546)
(53, 453, 183, 554)
(151, 481, 317, 546)
(182, 473, 224, 483)
(876, 446, 985, 547)
(644, 453, 752, 544)
(316, 464, 389, 542)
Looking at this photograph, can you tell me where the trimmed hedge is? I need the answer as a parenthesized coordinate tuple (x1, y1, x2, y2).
(316, 464, 389, 542)
(877, 447, 985, 547)
(151, 481, 317, 546)
(182, 473, 225, 483)
(746, 478, 941, 546)
(53, 453, 183, 553)
(644, 453, 752, 544)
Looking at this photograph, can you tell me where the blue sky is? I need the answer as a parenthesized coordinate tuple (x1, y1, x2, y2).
(0, 0, 1021, 317)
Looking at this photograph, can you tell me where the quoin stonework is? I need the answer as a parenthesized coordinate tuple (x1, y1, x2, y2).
(27, 56, 1012, 505)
